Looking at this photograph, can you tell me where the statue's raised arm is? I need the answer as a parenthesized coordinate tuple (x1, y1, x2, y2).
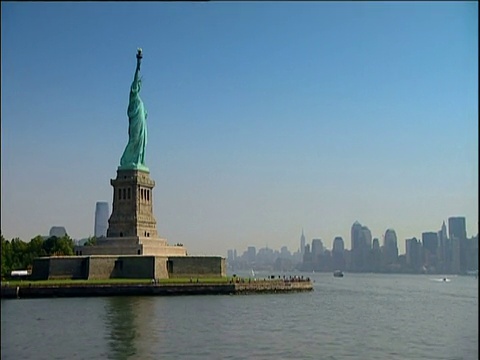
(119, 48, 149, 172)
(134, 48, 142, 77)
(131, 48, 142, 92)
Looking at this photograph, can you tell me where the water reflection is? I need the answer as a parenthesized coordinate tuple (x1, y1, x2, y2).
(103, 297, 140, 360)
(103, 296, 163, 359)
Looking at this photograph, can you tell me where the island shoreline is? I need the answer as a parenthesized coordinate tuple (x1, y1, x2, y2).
(1, 279, 313, 299)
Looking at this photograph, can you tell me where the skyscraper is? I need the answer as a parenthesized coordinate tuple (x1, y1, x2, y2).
(351, 221, 362, 250)
(406, 237, 421, 271)
(466, 235, 478, 271)
(448, 216, 467, 274)
(383, 229, 398, 266)
(422, 232, 438, 270)
(438, 221, 449, 273)
(448, 217, 467, 240)
(311, 239, 324, 257)
(350, 221, 372, 272)
(422, 232, 438, 254)
(332, 237, 345, 253)
(94, 202, 109, 238)
(311, 238, 324, 270)
(332, 236, 345, 271)
(361, 226, 372, 250)
(371, 238, 381, 272)
(300, 229, 306, 256)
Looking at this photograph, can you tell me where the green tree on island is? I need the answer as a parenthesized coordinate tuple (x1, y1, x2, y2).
(42, 235, 75, 256)
(84, 236, 97, 247)
(1, 233, 75, 278)
(1, 234, 12, 277)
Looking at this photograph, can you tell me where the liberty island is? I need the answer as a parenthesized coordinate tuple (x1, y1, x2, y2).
(1, 49, 312, 296)
(27, 49, 224, 281)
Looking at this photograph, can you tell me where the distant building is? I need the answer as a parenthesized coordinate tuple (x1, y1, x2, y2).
(448, 216, 467, 274)
(300, 229, 306, 256)
(311, 238, 324, 270)
(371, 238, 382, 272)
(422, 231, 438, 270)
(332, 236, 345, 271)
(466, 235, 478, 271)
(247, 246, 256, 264)
(49, 226, 67, 237)
(302, 243, 313, 271)
(332, 237, 345, 253)
(406, 237, 421, 272)
(448, 217, 467, 240)
(422, 232, 438, 254)
(350, 221, 372, 272)
(311, 239, 324, 257)
(383, 229, 398, 268)
(280, 246, 291, 258)
(362, 226, 372, 250)
(257, 246, 276, 264)
(350, 221, 363, 271)
(437, 221, 449, 273)
(351, 221, 362, 251)
(94, 202, 109, 238)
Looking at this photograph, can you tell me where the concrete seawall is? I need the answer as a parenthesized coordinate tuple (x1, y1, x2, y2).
(1, 280, 313, 299)
(234, 279, 312, 294)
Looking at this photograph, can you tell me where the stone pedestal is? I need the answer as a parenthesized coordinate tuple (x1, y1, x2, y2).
(75, 169, 187, 257)
(108, 169, 158, 239)
(75, 237, 187, 257)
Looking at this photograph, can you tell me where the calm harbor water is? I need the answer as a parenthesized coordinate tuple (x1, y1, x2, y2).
(1, 273, 478, 360)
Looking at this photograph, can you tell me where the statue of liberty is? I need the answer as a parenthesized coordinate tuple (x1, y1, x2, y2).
(119, 48, 149, 172)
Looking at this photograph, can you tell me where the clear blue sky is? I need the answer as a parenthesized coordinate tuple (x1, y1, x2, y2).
(1, 2, 478, 256)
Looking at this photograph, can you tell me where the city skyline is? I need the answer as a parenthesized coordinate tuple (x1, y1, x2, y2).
(227, 215, 478, 275)
(1, 2, 478, 256)
(5, 212, 477, 259)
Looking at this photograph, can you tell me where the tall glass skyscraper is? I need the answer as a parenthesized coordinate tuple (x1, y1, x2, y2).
(94, 202, 109, 238)
(448, 216, 467, 273)
(383, 228, 399, 265)
(448, 217, 467, 241)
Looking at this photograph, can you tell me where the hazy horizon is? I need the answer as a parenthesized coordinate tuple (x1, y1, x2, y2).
(1, 2, 478, 256)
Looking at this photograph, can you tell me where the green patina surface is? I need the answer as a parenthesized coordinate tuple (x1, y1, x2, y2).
(119, 49, 149, 172)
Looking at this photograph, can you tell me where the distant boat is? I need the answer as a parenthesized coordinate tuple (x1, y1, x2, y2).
(333, 270, 344, 278)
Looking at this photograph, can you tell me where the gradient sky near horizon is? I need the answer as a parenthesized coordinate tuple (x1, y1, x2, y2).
(1, 2, 478, 256)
